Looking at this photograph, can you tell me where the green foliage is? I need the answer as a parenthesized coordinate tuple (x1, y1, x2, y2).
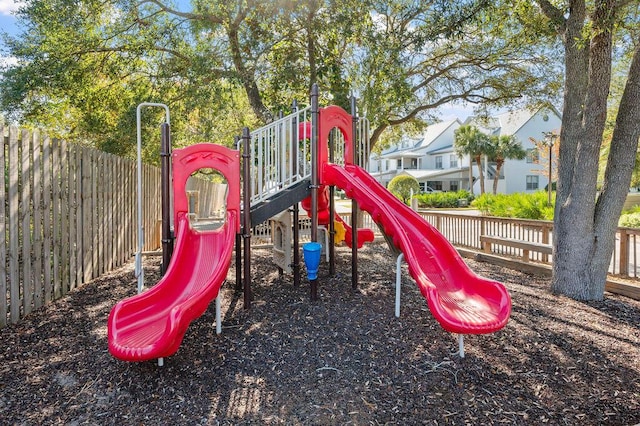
(622, 204, 640, 215)
(453, 125, 489, 158)
(618, 212, 640, 228)
(472, 191, 554, 220)
(486, 134, 527, 194)
(415, 190, 474, 208)
(619, 205, 640, 228)
(388, 175, 420, 205)
(0, 0, 563, 163)
(454, 124, 491, 194)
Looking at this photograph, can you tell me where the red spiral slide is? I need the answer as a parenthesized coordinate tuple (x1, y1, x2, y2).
(108, 144, 240, 361)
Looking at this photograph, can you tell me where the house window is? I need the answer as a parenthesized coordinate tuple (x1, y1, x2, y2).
(526, 149, 539, 163)
(397, 159, 402, 169)
(526, 175, 539, 190)
(419, 182, 426, 192)
(450, 181, 459, 191)
(450, 154, 458, 168)
(435, 155, 443, 169)
(428, 181, 443, 191)
(410, 158, 417, 169)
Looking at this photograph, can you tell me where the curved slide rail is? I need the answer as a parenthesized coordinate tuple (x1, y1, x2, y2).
(323, 163, 511, 334)
(108, 144, 240, 361)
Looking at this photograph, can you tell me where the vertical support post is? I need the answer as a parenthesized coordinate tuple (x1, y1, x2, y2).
(350, 96, 359, 289)
(215, 295, 222, 335)
(548, 142, 553, 206)
(309, 84, 320, 300)
(160, 123, 173, 275)
(310, 84, 319, 243)
(395, 253, 404, 317)
(234, 135, 242, 291)
(619, 229, 629, 276)
(292, 100, 301, 287)
(235, 233, 242, 291)
(328, 130, 336, 276)
(541, 224, 550, 264)
(276, 110, 285, 278)
(242, 127, 252, 309)
(135, 102, 170, 293)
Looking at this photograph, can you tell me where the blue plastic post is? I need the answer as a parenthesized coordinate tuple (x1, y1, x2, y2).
(302, 242, 322, 280)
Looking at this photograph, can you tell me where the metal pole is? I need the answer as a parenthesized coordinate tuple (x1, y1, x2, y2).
(235, 233, 242, 291)
(395, 253, 404, 317)
(160, 123, 173, 275)
(548, 141, 553, 207)
(310, 84, 319, 301)
(242, 127, 252, 309)
(234, 136, 243, 291)
(350, 96, 359, 289)
(135, 102, 170, 293)
(310, 84, 319, 243)
(292, 100, 301, 287)
(328, 130, 336, 276)
(543, 131, 554, 207)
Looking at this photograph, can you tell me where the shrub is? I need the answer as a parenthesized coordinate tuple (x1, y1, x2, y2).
(415, 190, 474, 208)
(619, 212, 640, 228)
(388, 175, 420, 204)
(471, 191, 554, 220)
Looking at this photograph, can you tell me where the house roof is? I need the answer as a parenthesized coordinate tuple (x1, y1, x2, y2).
(419, 119, 461, 149)
(379, 119, 460, 159)
(496, 109, 539, 136)
(426, 144, 454, 155)
(465, 106, 561, 137)
(382, 151, 423, 159)
(399, 167, 469, 180)
(379, 137, 423, 158)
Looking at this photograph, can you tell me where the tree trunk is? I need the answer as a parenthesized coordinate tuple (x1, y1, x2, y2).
(475, 155, 485, 194)
(592, 41, 640, 288)
(468, 156, 474, 195)
(551, 0, 633, 301)
(227, 27, 273, 123)
(493, 158, 504, 194)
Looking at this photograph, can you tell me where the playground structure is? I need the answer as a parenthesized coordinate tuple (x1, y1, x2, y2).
(108, 86, 512, 363)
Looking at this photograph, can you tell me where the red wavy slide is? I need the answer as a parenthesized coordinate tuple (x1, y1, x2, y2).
(108, 144, 240, 361)
(323, 163, 511, 334)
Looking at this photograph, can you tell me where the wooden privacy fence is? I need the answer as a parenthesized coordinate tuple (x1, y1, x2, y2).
(0, 126, 221, 329)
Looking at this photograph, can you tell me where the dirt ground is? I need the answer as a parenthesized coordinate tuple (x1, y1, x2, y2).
(1, 241, 639, 425)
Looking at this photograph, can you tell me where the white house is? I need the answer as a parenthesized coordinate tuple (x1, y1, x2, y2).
(368, 107, 562, 194)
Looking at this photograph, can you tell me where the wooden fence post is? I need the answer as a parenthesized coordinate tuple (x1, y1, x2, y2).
(0, 126, 6, 327)
(619, 229, 629, 276)
(8, 127, 19, 323)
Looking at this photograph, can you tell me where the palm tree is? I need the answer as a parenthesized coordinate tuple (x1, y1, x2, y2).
(454, 125, 490, 195)
(486, 135, 527, 195)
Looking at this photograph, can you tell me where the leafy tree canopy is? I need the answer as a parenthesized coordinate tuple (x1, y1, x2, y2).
(1, 0, 563, 162)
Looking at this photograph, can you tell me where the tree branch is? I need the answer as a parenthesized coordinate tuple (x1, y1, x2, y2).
(137, 0, 223, 24)
(536, 0, 567, 32)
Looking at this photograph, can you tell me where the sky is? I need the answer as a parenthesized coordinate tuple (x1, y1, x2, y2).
(0, 1, 20, 37)
(0, 0, 21, 67)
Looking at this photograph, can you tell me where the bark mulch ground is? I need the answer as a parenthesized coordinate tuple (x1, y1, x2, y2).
(1, 241, 639, 425)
